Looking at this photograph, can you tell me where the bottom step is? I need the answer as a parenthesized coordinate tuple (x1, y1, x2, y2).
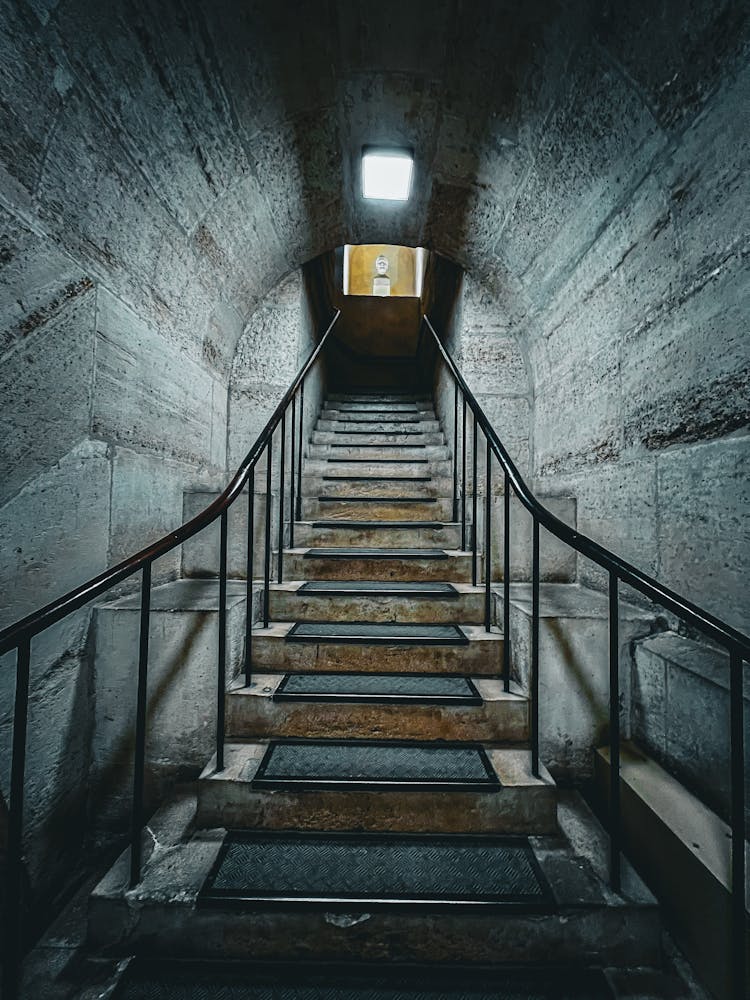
(199, 830, 552, 911)
(115, 959, 615, 999)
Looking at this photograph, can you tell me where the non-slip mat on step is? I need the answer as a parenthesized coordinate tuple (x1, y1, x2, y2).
(332, 429, 425, 435)
(200, 831, 549, 909)
(318, 496, 437, 503)
(321, 474, 432, 481)
(303, 547, 448, 560)
(326, 458, 429, 464)
(330, 439, 427, 445)
(286, 622, 467, 645)
(275, 673, 481, 704)
(310, 520, 446, 529)
(117, 960, 613, 999)
(252, 740, 498, 790)
(298, 581, 458, 597)
(328, 416, 422, 424)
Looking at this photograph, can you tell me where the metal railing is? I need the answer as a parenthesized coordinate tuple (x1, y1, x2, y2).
(0, 310, 340, 999)
(421, 313, 748, 1000)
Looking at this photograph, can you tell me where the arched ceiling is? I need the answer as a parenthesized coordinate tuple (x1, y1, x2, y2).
(2, 0, 745, 365)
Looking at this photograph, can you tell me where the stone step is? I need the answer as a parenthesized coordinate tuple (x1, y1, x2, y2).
(302, 496, 454, 521)
(303, 459, 452, 478)
(294, 519, 462, 548)
(307, 444, 451, 461)
(328, 393, 432, 403)
(268, 580, 485, 624)
(197, 741, 556, 834)
(250, 621, 503, 674)
(88, 792, 660, 968)
(324, 402, 434, 414)
(279, 547, 476, 582)
(226, 673, 527, 743)
(301, 475, 453, 498)
(112, 958, 619, 998)
(316, 418, 442, 433)
(312, 430, 445, 445)
(322, 409, 435, 424)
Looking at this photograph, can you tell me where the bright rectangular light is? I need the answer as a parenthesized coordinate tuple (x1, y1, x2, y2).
(362, 149, 413, 201)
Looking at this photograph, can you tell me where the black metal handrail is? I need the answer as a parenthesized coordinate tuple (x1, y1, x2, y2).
(0, 309, 340, 999)
(422, 313, 747, 1000)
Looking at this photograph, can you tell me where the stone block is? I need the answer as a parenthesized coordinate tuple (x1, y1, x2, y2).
(93, 289, 226, 468)
(0, 282, 96, 504)
(92, 580, 247, 830)
(656, 436, 749, 633)
(632, 631, 750, 830)
(485, 494, 577, 583)
(181, 487, 274, 580)
(495, 583, 654, 780)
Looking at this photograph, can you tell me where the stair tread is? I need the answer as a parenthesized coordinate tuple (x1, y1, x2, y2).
(302, 547, 449, 559)
(199, 829, 555, 908)
(116, 959, 614, 999)
(297, 581, 459, 596)
(285, 622, 468, 645)
(274, 672, 481, 703)
(252, 739, 500, 789)
(310, 520, 449, 529)
(318, 495, 439, 503)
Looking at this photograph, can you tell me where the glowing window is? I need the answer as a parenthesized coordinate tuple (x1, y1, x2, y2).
(361, 148, 413, 201)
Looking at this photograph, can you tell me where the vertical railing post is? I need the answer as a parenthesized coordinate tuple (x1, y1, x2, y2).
(277, 410, 286, 584)
(484, 437, 492, 632)
(289, 394, 296, 550)
(295, 378, 304, 521)
(531, 518, 540, 779)
(471, 414, 478, 586)
(729, 648, 746, 1000)
(263, 433, 273, 628)
(503, 472, 511, 693)
(245, 468, 254, 687)
(452, 379, 459, 522)
(130, 562, 152, 888)
(461, 395, 467, 550)
(216, 510, 228, 773)
(608, 571, 621, 892)
(3, 636, 31, 1000)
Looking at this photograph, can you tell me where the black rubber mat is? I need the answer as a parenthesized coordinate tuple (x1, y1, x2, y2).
(311, 521, 446, 529)
(328, 444, 428, 448)
(200, 831, 550, 909)
(275, 673, 481, 704)
(299, 581, 458, 596)
(303, 548, 448, 559)
(116, 960, 614, 999)
(335, 404, 420, 411)
(321, 474, 432, 481)
(252, 740, 498, 790)
(332, 429, 425, 435)
(326, 457, 429, 463)
(286, 623, 467, 645)
(318, 496, 437, 503)
(328, 416, 422, 424)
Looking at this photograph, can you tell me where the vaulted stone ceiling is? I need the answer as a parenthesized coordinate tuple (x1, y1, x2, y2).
(4, 0, 745, 364)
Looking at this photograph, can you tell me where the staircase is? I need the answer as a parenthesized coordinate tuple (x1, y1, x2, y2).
(84, 389, 679, 998)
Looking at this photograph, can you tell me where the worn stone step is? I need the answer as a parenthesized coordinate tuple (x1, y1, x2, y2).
(322, 409, 435, 423)
(268, 580, 485, 624)
(250, 621, 503, 674)
(226, 673, 527, 742)
(312, 430, 445, 445)
(304, 459, 452, 478)
(301, 496, 455, 521)
(294, 519, 462, 549)
(328, 393, 432, 403)
(308, 444, 450, 461)
(316, 418, 442, 433)
(301, 475, 453, 499)
(325, 401, 434, 414)
(197, 742, 556, 834)
(279, 547, 476, 582)
(112, 958, 619, 999)
(89, 792, 660, 968)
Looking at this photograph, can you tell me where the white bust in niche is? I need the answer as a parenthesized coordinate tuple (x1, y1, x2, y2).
(372, 254, 391, 296)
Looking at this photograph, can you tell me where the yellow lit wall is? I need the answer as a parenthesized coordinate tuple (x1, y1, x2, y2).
(345, 244, 418, 296)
